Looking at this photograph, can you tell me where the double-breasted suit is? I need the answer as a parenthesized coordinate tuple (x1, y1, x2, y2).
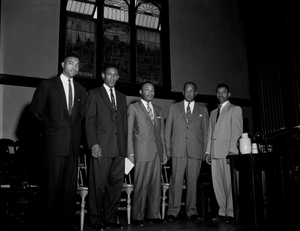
(206, 101, 243, 217)
(165, 101, 209, 217)
(85, 85, 127, 224)
(127, 100, 166, 220)
(30, 75, 86, 228)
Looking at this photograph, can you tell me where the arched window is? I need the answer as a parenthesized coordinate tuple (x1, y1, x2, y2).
(60, 0, 171, 92)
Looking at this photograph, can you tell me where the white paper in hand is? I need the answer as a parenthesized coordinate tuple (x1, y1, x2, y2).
(125, 157, 134, 175)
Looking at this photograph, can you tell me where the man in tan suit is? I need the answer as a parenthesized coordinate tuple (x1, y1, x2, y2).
(127, 82, 167, 226)
(205, 83, 243, 224)
(165, 82, 209, 221)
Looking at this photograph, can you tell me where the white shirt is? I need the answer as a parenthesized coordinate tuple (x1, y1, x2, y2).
(103, 84, 117, 107)
(184, 100, 195, 113)
(60, 74, 74, 108)
(219, 100, 229, 113)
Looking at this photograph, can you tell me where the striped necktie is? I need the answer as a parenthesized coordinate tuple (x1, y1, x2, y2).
(147, 102, 154, 124)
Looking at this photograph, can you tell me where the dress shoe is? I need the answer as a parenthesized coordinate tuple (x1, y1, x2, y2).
(105, 222, 124, 229)
(166, 215, 177, 222)
(212, 216, 225, 221)
(224, 217, 235, 224)
(91, 221, 106, 230)
(188, 214, 203, 221)
(132, 220, 144, 226)
(146, 218, 164, 223)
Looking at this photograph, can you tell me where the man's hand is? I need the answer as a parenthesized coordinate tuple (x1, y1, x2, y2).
(226, 152, 236, 165)
(127, 154, 135, 164)
(205, 154, 211, 165)
(92, 144, 102, 159)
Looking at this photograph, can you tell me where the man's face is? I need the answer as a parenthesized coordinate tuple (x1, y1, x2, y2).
(216, 86, 231, 104)
(102, 67, 119, 88)
(140, 83, 155, 102)
(62, 56, 79, 78)
(183, 84, 197, 102)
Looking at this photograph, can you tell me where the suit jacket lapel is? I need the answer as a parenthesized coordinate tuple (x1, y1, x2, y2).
(139, 100, 154, 126)
(180, 101, 187, 121)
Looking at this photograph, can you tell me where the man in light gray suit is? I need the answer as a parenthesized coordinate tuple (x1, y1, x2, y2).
(127, 82, 167, 226)
(205, 83, 243, 224)
(165, 82, 209, 221)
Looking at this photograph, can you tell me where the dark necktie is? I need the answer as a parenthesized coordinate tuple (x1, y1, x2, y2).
(68, 79, 73, 116)
(110, 88, 117, 116)
(216, 104, 221, 122)
(147, 102, 154, 124)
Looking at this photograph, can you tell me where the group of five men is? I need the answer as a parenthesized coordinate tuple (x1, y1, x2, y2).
(30, 54, 243, 231)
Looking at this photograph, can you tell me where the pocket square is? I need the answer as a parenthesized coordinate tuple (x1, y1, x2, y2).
(199, 114, 203, 117)
(157, 116, 162, 119)
(78, 99, 81, 101)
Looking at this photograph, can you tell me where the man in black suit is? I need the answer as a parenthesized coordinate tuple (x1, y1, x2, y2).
(85, 63, 128, 230)
(30, 54, 86, 231)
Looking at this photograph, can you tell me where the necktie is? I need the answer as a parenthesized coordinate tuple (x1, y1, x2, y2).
(147, 102, 154, 124)
(186, 102, 191, 123)
(68, 79, 73, 116)
(186, 102, 191, 115)
(110, 88, 117, 116)
(216, 104, 221, 122)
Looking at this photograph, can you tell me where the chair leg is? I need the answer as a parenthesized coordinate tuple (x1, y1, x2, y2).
(126, 189, 133, 225)
(79, 190, 88, 231)
(162, 187, 167, 219)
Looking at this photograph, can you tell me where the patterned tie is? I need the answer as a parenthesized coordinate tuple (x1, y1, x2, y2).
(110, 88, 117, 117)
(186, 102, 191, 123)
(68, 79, 73, 116)
(216, 104, 221, 122)
(147, 102, 154, 124)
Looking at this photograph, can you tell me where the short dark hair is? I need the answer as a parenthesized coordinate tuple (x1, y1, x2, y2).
(183, 82, 197, 91)
(63, 53, 79, 62)
(102, 63, 119, 73)
(140, 81, 154, 90)
(216, 83, 230, 93)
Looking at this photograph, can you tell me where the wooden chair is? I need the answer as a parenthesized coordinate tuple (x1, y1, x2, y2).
(119, 170, 134, 224)
(0, 138, 16, 154)
(77, 146, 88, 231)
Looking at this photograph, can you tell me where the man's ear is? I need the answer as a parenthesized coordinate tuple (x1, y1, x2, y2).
(139, 90, 142, 95)
(101, 73, 105, 79)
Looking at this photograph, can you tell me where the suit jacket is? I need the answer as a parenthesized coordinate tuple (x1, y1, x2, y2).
(127, 101, 166, 163)
(85, 85, 127, 157)
(165, 101, 209, 160)
(206, 102, 243, 158)
(30, 76, 86, 156)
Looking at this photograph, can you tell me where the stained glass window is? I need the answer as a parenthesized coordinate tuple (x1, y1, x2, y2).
(63, 0, 169, 88)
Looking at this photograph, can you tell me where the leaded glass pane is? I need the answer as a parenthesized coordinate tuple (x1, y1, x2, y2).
(65, 16, 96, 78)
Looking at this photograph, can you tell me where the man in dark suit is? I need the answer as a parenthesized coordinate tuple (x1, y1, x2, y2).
(165, 82, 209, 221)
(85, 63, 128, 230)
(127, 82, 167, 226)
(30, 54, 86, 231)
(205, 83, 243, 224)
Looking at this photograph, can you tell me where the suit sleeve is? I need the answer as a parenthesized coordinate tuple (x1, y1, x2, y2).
(30, 81, 48, 126)
(202, 107, 209, 159)
(205, 115, 213, 155)
(165, 105, 173, 157)
(84, 90, 98, 148)
(127, 104, 135, 155)
(159, 108, 167, 159)
(229, 106, 243, 154)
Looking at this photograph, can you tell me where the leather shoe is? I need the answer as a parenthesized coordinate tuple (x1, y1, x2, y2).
(105, 222, 124, 229)
(224, 217, 235, 224)
(212, 216, 225, 221)
(91, 221, 106, 230)
(188, 214, 203, 221)
(146, 218, 164, 223)
(132, 220, 144, 226)
(166, 215, 177, 222)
